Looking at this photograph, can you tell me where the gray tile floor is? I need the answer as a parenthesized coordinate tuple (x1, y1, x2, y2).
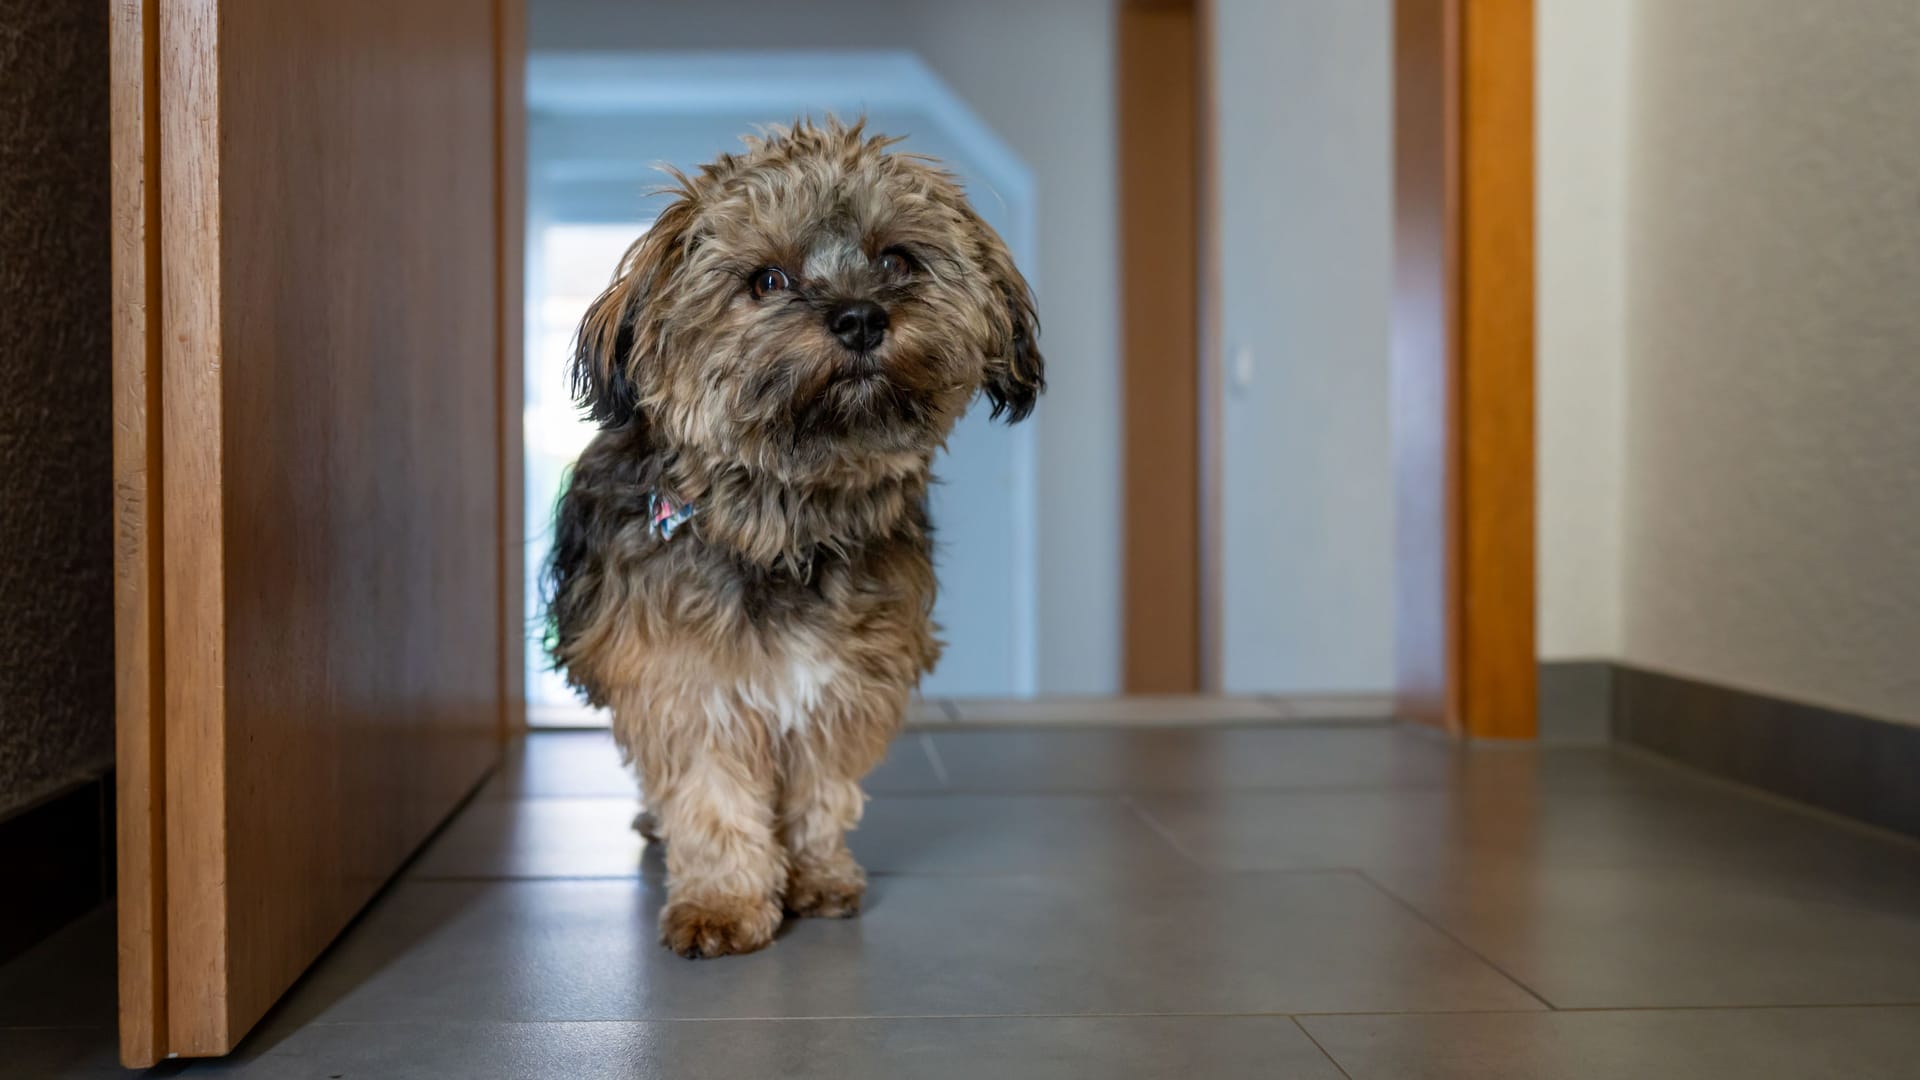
(8, 720, 1920, 1078)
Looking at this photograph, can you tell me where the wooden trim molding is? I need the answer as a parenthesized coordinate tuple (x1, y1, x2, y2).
(1193, 0, 1224, 693)
(1393, 0, 1537, 738)
(497, 0, 528, 735)
(1118, 0, 1203, 692)
(157, 0, 232, 1054)
(110, 0, 169, 1065)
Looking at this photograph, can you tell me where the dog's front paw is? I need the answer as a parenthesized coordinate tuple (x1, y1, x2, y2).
(785, 867, 866, 919)
(659, 895, 780, 959)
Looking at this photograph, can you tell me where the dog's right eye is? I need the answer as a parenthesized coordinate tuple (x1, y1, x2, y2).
(751, 267, 791, 298)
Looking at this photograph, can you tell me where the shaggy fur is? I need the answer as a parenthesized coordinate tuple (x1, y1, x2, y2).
(545, 119, 1042, 958)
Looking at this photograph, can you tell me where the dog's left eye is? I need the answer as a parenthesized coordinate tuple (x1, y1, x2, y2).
(751, 267, 791, 298)
(877, 248, 916, 278)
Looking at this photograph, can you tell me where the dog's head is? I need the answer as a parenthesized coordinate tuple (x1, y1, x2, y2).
(570, 118, 1043, 477)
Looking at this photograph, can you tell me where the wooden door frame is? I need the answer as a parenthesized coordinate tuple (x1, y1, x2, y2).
(1392, 0, 1536, 738)
(1118, 0, 1536, 736)
(498, 0, 528, 735)
(1118, 0, 1209, 693)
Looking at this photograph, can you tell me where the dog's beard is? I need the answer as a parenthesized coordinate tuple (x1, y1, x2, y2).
(789, 362, 933, 446)
(727, 330, 952, 453)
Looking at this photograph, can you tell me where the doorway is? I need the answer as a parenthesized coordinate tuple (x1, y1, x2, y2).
(522, 50, 1042, 718)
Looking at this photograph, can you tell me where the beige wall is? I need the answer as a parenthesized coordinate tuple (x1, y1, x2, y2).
(1541, 0, 1920, 726)
(1536, 0, 1630, 660)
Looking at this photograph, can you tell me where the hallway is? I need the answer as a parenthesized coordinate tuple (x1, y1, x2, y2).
(8, 716, 1920, 1077)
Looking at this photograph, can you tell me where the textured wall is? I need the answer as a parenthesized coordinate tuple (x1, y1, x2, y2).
(1535, 0, 1630, 660)
(0, 0, 114, 816)
(1617, 0, 1920, 725)
(1214, 0, 1394, 693)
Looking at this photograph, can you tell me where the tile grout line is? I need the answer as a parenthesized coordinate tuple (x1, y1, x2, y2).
(1349, 869, 1560, 1012)
(29, 1003, 1920, 1038)
(1503, 1001, 1920, 1014)
(478, 778, 1542, 799)
(473, 777, 1588, 803)
(194, 1010, 1554, 1028)
(900, 718, 1398, 733)
(1290, 1015, 1356, 1080)
(286, 1002, 1920, 1023)
(403, 864, 1391, 885)
(403, 867, 1372, 884)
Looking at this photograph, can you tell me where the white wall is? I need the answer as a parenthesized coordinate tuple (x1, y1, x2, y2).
(531, 0, 1121, 694)
(1213, 0, 1396, 693)
(1619, 0, 1920, 725)
(1536, 0, 1630, 660)
(1540, 0, 1920, 726)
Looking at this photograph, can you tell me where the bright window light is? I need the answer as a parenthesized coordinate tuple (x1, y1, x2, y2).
(524, 222, 649, 718)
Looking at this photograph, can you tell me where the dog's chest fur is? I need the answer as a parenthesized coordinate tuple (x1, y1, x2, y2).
(545, 423, 942, 731)
(726, 632, 843, 736)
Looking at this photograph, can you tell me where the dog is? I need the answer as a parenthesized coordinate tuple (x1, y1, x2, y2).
(544, 119, 1043, 958)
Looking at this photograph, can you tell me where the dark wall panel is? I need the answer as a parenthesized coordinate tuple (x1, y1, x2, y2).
(0, 0, 114, 818)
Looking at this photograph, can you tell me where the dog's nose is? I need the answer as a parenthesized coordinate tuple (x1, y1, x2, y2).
(826, 300, 889, 352)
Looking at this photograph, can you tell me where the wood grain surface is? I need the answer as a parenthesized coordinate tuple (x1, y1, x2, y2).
(154, 0, 508, 1054)
(1393, 0, 1536, 738)
(496, 0, 527, 736)
(1458, 0, 1536, 739)
(110, 0, 167, 1065)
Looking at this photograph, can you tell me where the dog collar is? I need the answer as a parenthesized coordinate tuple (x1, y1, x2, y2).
(647, 493, 697, 540)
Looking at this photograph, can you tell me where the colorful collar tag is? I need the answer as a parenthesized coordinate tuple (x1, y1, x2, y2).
(647, 493, 697, 540)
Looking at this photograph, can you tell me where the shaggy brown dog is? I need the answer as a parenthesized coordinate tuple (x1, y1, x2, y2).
(545, 119, 1042, 958)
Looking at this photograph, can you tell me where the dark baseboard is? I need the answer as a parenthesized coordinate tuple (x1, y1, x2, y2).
(0, 774, 113, 966)
(1537, 660, 1616, 743)
(1612, 666, 1920, 841)
(1541, 659, 1920, 842)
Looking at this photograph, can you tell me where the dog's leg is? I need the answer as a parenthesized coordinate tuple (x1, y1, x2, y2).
(638, 723, 786, 959)
(778, 706, 896, 919)
(778, 748, 867, 918)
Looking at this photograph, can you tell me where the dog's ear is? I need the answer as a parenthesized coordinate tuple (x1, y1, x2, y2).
(570, 197, 698, 427)
(965, 207, 1045, 424)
